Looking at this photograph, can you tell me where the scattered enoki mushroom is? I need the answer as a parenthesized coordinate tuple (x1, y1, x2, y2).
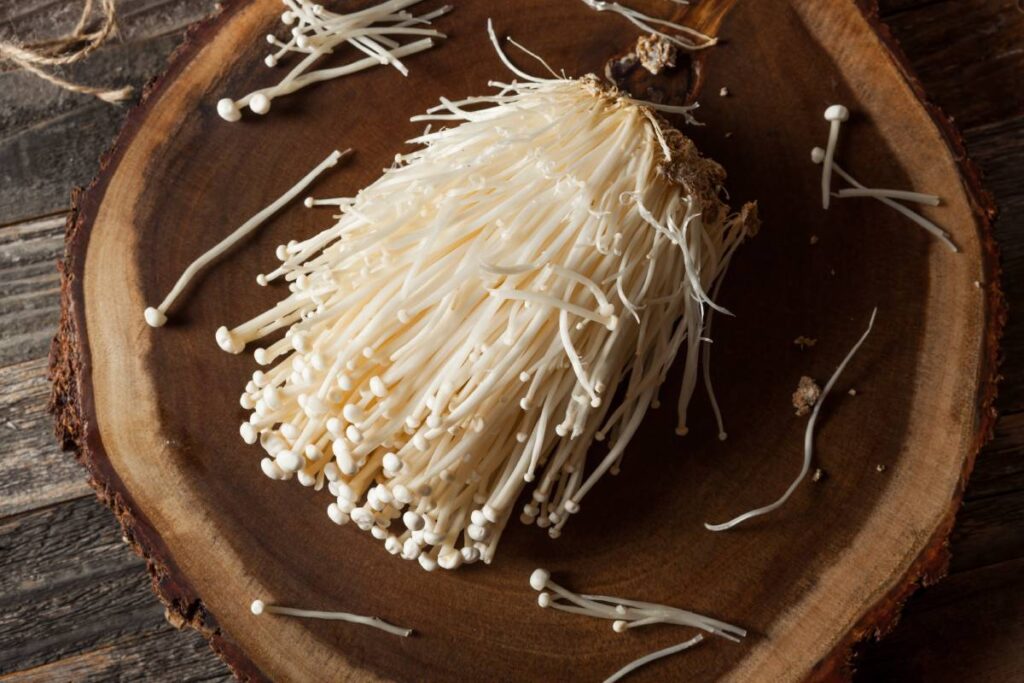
(819, 105, 848, 210)
(143, 149, 348, 327)
(217, 0, 450, 121)
(605, 636, 705, 683)
(580, 0, 718, 50)
(216, 21, 757, 569)
(250, 598, 412, 637)
(706, 308, 877, 531)
(0, 0, 132, 103)
(814, 104, 957, 252)
(529, 569, 745, 682)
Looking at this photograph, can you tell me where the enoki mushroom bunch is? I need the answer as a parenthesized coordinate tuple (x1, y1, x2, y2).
(217, 50, 756, 570)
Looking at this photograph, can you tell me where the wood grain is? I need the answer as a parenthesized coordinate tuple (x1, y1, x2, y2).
(0, 497, 221, 679)
(0, 357, 90, 517)
(0, 631, 230, 683)
(0, 217, 64, 365)
(0, 0, 1020, 680)
(0, 497, 155, 673)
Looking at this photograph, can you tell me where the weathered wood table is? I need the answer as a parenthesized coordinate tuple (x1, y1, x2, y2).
(1, 1, 1021, 680)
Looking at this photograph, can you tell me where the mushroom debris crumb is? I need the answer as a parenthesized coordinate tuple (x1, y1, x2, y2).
(809, 234, 819, 245)
(876, 464, 887, 473)
(793, 336, 817, 350)
(634, 33, 677, 74)
(719, 86, 729, 97)
(812, 467, 825, 482)
(792, 376, 821, 416)
(214, 22, 758, 568)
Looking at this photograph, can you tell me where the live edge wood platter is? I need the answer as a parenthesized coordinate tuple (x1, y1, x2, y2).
(50, 0, 1002, 681)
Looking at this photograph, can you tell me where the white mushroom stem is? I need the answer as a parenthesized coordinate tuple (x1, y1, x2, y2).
(700, 231, 744, 441)
(836, 187, 940, 206)
(580, 0, 717, 50)
(219, 23, 755, 566)
(143, 149, 347, 328)
(812, 146, 957, 253)
(217, 0, 450, 121)
(603, 635, 705, 683)
(820, 104, 849, 209)
(705, 307, 877, 531)
(249, 599, 412, 637)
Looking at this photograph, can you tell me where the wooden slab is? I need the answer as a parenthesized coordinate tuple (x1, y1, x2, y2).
(51, 0, 1001, 680)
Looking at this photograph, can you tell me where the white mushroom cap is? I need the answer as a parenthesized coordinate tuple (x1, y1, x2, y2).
(249, 93, 271, 115)
(216, 98, 241, 122)
(824, 104, 850, 122)
(529, 568, 550, 591)
(143, 307, 167, 328)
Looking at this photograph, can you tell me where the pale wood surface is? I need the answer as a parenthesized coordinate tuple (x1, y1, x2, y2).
(0, 0, 1021, 680)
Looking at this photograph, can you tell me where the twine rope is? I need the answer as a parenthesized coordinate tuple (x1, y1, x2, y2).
(0, 0, 133, 103)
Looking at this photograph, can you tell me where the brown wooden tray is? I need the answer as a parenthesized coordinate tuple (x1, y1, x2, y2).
(51, 0, 1001, 680)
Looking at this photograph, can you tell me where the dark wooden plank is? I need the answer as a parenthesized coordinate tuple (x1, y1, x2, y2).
(0, 496, 228, 678)
(854, 557, 1024, 682)
(949, 488, 1024, 573)
(0, 216, 64, 365)
(0, 629, 231, 682)
(0, 497, 153, 671)
(0, 357, 91, 517)
(882, 0, 1024, 131)
(0, 0, 216, 225)
(965, 411, 1024, 501)
(964, 116, 1024, 412)
(877, 0, 945, 17)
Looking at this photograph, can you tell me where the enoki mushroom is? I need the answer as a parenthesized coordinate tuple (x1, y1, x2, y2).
(814, 104, 957, 252)
(580, 0, 717, 51)
(217, 0, 450, 121)
(217, 24, 757, 568)
(250, 598, 412, 637)
(529, 569, 744, 682)
(143, 150, 348, 327)
(705, 307, 877, 531)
